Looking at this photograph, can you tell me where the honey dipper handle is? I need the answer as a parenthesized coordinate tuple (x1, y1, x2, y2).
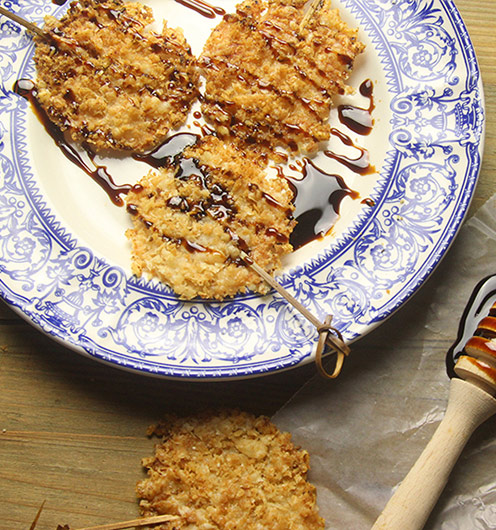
(372, 378, 496, 530)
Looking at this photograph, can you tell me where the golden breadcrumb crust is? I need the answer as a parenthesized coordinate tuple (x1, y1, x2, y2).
(137, 410, 325, 530)
(199, 0, 365, 159)
(125, 136, 295, 299)
(34, 0, 199, 152)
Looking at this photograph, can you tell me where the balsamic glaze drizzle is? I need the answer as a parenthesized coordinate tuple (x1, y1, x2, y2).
(13, 79, 130, 206)
(174, 0, 225, 19)
(325, 128, 374, 175)
(281, 79, 375, 248)
(14, 74, 376, 251)
(133, 133, 198, 168)
(285, 159, 357, 250)
(337, 79, 375, 135)
(127, 201, 220, 256)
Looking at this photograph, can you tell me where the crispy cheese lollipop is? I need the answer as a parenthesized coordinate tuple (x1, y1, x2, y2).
(199, 0, 365, 160)
(34, 0, 199, 152)
(137, 410, 325, 529)
(125, 135, 295, 299)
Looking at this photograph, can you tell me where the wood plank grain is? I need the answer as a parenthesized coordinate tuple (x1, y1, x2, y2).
(461, 1, 496, 215)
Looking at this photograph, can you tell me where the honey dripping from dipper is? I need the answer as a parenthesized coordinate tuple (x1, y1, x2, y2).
(446, 275, 496, 378)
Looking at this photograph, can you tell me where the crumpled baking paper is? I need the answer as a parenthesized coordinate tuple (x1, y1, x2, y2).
(274, 193, 496, 529)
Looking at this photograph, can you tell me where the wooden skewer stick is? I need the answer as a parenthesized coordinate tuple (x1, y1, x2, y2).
(68, 514, 180, 530)
(314, 314, 345, 379)
(299, 0, 324, 31)
(29, 500, 46, 530)
(240, 251, 350, 361)
(0, 5, 49, 40)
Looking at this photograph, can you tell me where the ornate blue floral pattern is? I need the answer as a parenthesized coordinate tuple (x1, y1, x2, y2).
(0, 0, 484, 378)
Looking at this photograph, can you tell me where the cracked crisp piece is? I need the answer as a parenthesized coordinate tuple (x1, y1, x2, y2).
(34, 0, 199, 152)
(199, 0, 364, 160)
(125, 135, 295, 299)
(137, 410, 325, 530)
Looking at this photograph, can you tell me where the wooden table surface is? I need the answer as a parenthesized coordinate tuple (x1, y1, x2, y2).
(1, 2, 495, 529)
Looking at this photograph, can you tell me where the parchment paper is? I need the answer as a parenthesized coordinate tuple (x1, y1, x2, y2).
(274, 193, 496, 529)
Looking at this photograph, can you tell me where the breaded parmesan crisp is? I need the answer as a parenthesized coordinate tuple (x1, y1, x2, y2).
(199, 0, 364, 159)
(34, 0, 199, 152)
(125, 136, 295, 299)
(137, 410, 325, 530)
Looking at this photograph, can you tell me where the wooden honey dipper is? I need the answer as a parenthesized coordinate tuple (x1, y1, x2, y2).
(373, 275, 496, 529)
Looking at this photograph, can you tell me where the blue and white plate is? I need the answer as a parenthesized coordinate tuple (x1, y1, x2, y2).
(0, 0, 484, 379)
